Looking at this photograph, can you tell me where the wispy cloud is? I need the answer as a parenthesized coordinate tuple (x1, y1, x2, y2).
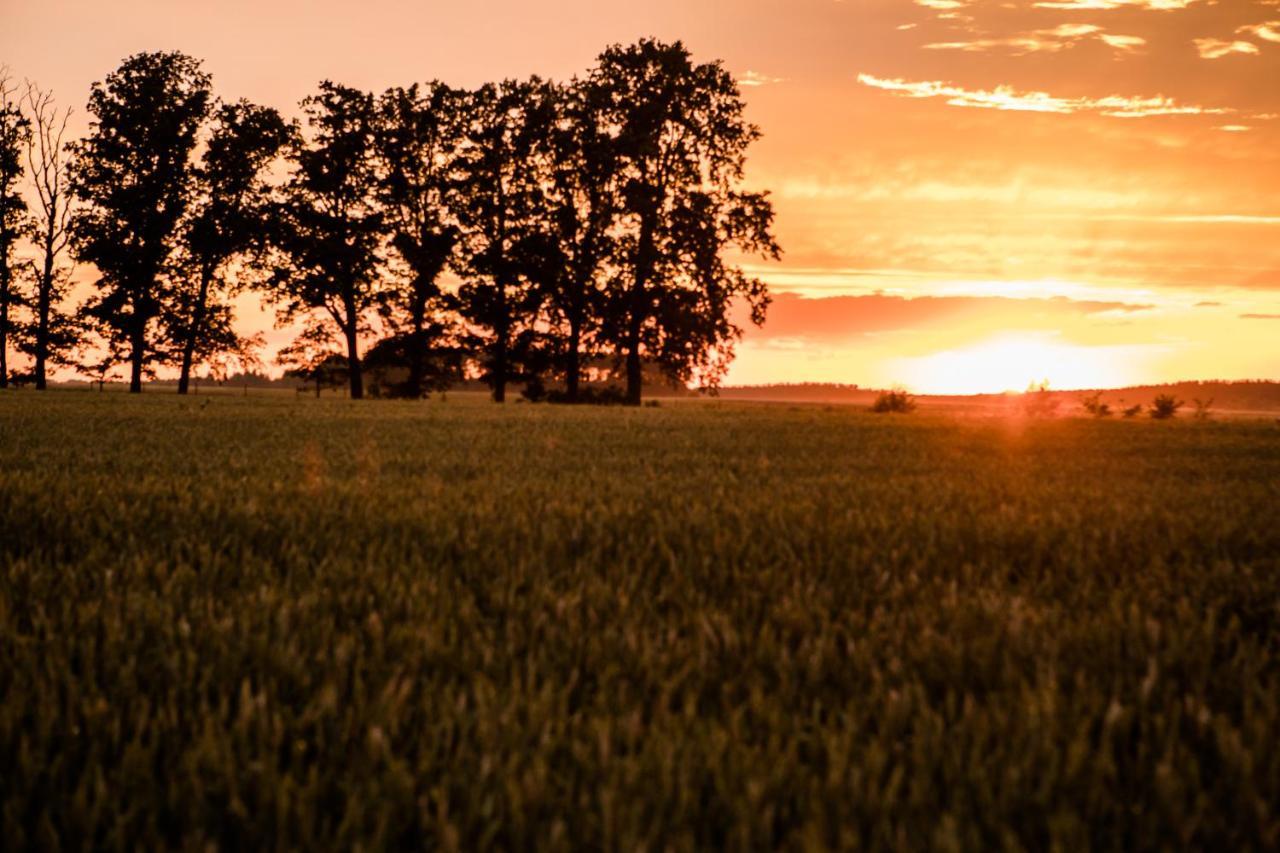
(1035, 0, 1201, 9)
(925, 23, 1146, 54)
(1237, 21, 1280, 42)
(1194, 38, 1261, 59)
(857, 73, 1231, 117)
(738, 70, 786, 88)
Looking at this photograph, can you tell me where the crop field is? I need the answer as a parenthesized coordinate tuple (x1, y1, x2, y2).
(1, 391, 1278, 850)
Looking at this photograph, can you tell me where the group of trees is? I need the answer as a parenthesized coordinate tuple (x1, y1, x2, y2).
(0, 40, 780, 404)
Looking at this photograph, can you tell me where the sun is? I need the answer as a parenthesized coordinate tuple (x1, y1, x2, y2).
(894, 334, 1141, 396)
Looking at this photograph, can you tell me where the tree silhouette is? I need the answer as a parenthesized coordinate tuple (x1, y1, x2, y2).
(0, 69, 30, 390)
(71, 51, 212, 393)
(19, 81, 82, 390)
(591, 40, 779, 404)
(171, 100, 290, 395)
(528, 79, 620, 403)
(452, 79, 554, 403)
(271, 82, 383, 401)
(374, 83, 461, 398)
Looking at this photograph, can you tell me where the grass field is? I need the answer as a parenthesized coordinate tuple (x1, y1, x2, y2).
(2, 391, 1278, 850)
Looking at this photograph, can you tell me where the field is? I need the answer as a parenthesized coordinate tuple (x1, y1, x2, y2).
(2, 391, 1278, 850)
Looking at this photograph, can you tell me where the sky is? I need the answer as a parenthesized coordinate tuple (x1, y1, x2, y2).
(3, 0, 1279, 393)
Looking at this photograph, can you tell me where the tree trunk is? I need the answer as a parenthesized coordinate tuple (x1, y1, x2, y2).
(34, 248, 54, 390)
(177, 265, 213, 396)
(492, 274, 509, 404)
(625, 331, 642, 407)
(566, 317, 581, 404)
(493, 331, 507, 403)
(0, 274, 8, 390)
(625, 224, 655, 407)
(407, 285, 427, 399)
(343, 323, 363, 401)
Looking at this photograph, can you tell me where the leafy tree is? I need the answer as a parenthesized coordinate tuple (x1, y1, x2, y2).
(271, 82, 383, 400)
(70, 51, 212, 393)
(171, 100, 291, 394)
(374, 83, 461, 398)
(528, 79, 620, 403)
(0, 69, 30, 390)
(275, 323, 347, 399)
(590, 40, 780, 404)
(19, 81, 82, 389)
(452, 79, 555, 403)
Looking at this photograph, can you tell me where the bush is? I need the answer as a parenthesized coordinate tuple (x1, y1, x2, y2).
(1150, 394, 1184, 420)
(1080, 391, 1112, 418)
(872, 388, 917, 414)
(1022, 381, 1060, 418)
(1122, 404, 1143, 419)
(1193, 398, 1214, 420)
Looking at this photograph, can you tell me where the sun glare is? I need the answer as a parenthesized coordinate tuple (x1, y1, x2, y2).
(894, 335, 1141, 396)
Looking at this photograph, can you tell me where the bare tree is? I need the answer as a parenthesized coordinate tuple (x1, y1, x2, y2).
(21, 81, 79, 389)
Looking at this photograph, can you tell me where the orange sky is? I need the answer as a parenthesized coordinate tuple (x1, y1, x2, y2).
(3, 0, 1279, 393)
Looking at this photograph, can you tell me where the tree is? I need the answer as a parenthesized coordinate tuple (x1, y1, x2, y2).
(0, 68, 30, 390)
(374, 83, 461, 398)
(71, 51, 212, 393)
(591, 40, 780, 404)
(19, 81, 81, 389)
(170, 100, 291, 394)
(275, 323, 347, 398)
(271, 82, 383, 401)
(529, 79, 620, 403)
(452, 79, 554, 403)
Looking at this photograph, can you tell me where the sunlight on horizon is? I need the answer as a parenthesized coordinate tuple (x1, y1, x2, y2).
(891, 334, 1151, 396)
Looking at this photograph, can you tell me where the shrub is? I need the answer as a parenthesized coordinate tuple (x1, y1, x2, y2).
(1150, 394, 1184, 420)
(1193, 398, 1214, 420)
(1080, 391, 1112, 418)
(872, 388, 917, 414)
(1022, 380, 1060, 418)
(1122, 404, 1143, 419)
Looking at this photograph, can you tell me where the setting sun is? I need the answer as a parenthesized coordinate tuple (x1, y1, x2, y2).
(895, 334, 1143, 395)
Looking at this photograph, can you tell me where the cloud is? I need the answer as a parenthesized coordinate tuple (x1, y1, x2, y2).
(1034, 0, 1201, 8)
(857, 73, 1232, 117)
(738, 70, 785, 88)
(1194, 38, 1261, 59)
(1194, 301, 1223, 307)
(1237, 21, 1280, 42)
(751, 293, 1154, 342)
(925, 23, 1145, 54)
(1240, 313, 1280, 319)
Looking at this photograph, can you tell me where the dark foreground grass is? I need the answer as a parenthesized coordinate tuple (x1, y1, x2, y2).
(1, 391, 1278, 850)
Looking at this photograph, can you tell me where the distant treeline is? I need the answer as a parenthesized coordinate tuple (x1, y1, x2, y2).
(0, 41, 780, 404)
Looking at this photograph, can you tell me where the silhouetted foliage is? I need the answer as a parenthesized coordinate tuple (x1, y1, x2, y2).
(1080, 391, 1112, 418)
(17, 81, 82, 389)
(528, 79, 620, 403)
(71, 51, 213, 393)
(0, 69, 29, 390)
(590, 40, 779, 405)
(270, 82, 383, 401)
(275, 323, 348, 398)
(361, 332, 464, 398)
(452, 79, 554, 402)
(171, 100, 291, 394)
(1022, 380, 1060, 418)
(374, 83, 462, 398)
(1193, 398, 1214, 420)
(1122, 404, 1143, 419)
(872, 388, 917, 414)
(1150, 394, 1183, 420)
